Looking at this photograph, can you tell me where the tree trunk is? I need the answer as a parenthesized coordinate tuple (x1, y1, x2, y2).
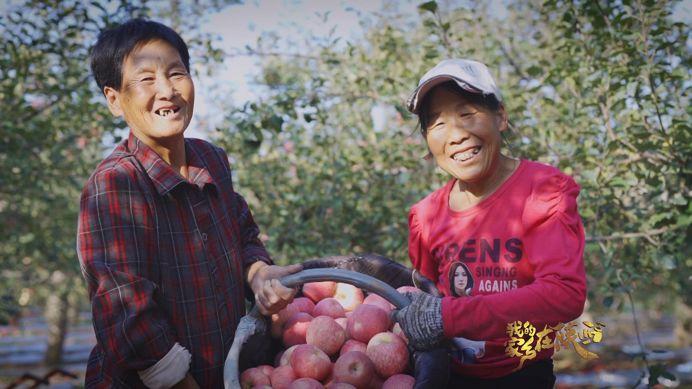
(44, 270, 69, 367)
(67, 288, 80, 327)
(674, 299, 691, 347)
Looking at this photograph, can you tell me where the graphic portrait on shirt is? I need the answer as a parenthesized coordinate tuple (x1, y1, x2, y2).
(449, 261, 474, 297)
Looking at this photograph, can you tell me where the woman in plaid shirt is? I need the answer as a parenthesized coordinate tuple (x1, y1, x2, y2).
(77, 19, 301, 388)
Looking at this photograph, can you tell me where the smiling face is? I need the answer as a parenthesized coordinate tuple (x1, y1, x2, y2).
(422, 85, 507, 185)
(103, 39, 194, 146)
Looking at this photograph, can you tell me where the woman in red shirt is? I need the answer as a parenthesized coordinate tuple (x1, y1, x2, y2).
(394, 59, 587, 388)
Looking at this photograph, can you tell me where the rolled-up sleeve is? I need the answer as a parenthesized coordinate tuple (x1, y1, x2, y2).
(77, 164, 177, 373)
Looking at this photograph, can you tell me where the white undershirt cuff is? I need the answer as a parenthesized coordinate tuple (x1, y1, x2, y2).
(138, 342, 191, 389)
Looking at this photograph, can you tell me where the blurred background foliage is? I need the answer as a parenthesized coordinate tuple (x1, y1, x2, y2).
(0, 0, 689, 382)
(217, 0, 690, 314)
(216, 2, 690, 382)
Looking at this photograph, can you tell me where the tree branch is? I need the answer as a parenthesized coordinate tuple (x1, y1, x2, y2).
(226, 48, 320, 60)
(499, 43, 528, 80)
(586, 225, 679, 243)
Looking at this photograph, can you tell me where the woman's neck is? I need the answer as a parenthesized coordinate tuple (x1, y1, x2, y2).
(451, 155, 519, 211)
(136, 132, 188, 179)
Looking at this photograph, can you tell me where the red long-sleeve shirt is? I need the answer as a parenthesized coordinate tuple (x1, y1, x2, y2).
(408, 159, 586, 378)
(77, 132, 271, 387)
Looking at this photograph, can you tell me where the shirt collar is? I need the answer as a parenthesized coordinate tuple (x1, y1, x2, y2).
(185, 140, 215, 189)
(126, 132, 215, 195)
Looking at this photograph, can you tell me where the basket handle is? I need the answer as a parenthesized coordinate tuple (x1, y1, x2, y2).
(281, 268, 472, 356)
(280, 268, 411, 309)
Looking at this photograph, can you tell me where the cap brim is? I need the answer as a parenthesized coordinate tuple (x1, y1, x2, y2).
(406, 75, 483, 115)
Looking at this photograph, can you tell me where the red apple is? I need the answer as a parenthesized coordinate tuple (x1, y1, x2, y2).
(340, 339, 367, 356)
(347, 304, 390, 343)
(279, 345, 299, 366)
(333, 351, 376, 388)
(391, 323, 408, 344)
(368, 374, 384, 389)
(322, 369, 336, 387)
(306, 316, 346, 356)
(270, 365, 297, 389)
(366, 332, 409, 378)
(313, 298, 346, 319)
(283, 312, 314, 346)
(240, 367, 270, 389)
(335, 317, 348, 333)
(272, 304, 300, 338)
(363, 293, 394, 313)
(290, 297, 316, 315)
(333, 283, 364, 312)
(256, 364, 274, 377)
(382, 374, 415, 389)
(303, 281, 337, 302)
(290, 344, 332, 381)
(289, 377, 324, 389)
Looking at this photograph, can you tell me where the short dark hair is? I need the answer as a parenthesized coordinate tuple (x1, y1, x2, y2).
(418, 81, 502, 137)
(90, 19, 190, 93)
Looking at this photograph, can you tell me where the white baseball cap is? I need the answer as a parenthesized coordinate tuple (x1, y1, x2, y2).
(406, 59, 502, 114)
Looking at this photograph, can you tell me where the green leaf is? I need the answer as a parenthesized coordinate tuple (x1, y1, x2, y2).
(648, 212, 671, 226)
(527, 65, 542, 77)
(670, 193, 687, 206)
(418, 1, 438, 13)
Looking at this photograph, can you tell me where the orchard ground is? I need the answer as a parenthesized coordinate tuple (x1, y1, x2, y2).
(1, 304, 690, 388)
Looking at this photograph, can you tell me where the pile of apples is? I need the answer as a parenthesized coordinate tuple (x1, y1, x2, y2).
(240, 281, 421, 389)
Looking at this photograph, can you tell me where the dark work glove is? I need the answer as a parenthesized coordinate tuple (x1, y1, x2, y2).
(393, 292, 445, 351)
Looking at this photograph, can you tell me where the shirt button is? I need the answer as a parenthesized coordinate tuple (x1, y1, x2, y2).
(201, 233, 208, 241)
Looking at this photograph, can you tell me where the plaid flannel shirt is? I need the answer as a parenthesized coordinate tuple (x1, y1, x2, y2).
(77, 132, 271, 388)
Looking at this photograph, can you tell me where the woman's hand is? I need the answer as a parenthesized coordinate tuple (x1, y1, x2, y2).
(393, 291, 445, 350)
(247, 262, 302, 315)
